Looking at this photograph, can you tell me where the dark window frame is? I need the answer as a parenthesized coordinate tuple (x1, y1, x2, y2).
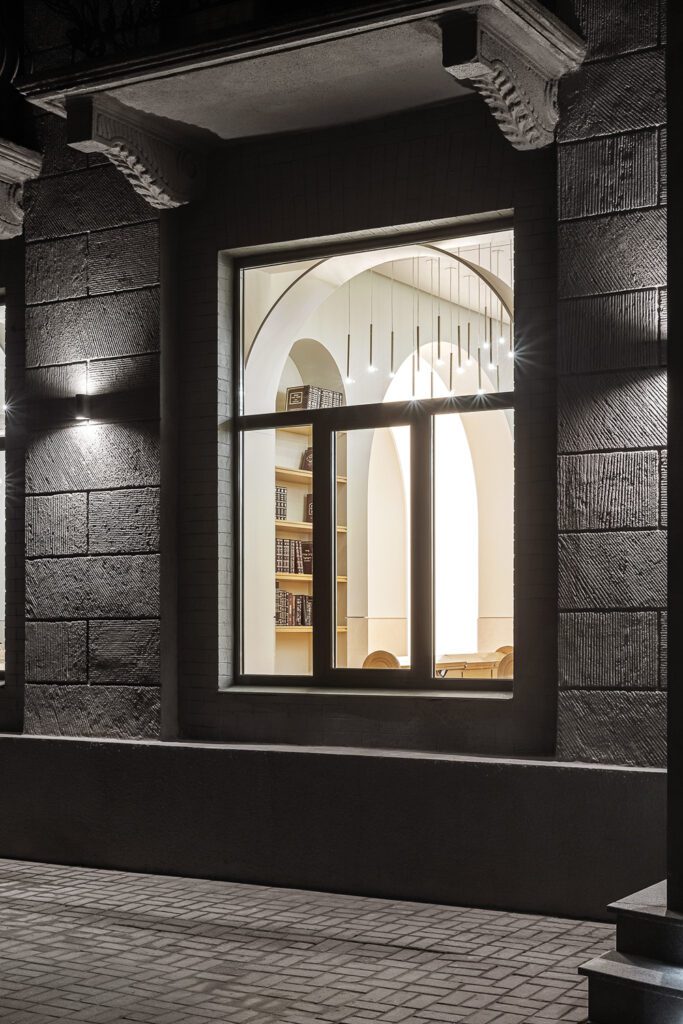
(234, 239, 515, 693)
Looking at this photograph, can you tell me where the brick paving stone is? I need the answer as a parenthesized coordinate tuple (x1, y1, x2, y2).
(0, 860, 612, 1024)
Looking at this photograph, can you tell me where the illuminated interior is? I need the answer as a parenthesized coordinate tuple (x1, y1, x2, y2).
(241, 231, 514, 682)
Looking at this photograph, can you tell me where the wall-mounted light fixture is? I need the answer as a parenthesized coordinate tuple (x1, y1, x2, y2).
(74, 394, 90, 420)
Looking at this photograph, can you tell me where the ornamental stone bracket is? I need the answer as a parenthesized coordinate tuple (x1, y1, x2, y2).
(442, 1, 586, 150)
(0, 138, 43, 239)
(65, 93, 206, 210)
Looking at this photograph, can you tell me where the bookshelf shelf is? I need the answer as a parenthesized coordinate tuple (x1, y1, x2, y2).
(275, 466, 347, 485)
(276, 520, 347, 533)
(276, 626, 348, 634)
(276, 573, 347, 583)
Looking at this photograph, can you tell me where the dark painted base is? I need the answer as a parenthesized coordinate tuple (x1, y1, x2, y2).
(0, 735, 666, 921)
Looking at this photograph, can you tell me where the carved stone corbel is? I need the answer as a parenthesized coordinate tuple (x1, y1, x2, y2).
(0, 139, 43, 239)
(66, 94, 206, 209)
(443, 2, 586, 151)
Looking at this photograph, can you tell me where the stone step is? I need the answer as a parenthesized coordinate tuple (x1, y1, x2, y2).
(580, 950, 683, 1024)
(612, 882, 683, 966)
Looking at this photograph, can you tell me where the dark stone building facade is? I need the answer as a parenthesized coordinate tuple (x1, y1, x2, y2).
(0, 0, 673, 942)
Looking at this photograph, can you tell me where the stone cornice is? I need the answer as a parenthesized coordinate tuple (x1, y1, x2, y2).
(66, 94, 206, 210)
(443, 3, 585, 150)
(0, 138, 43, 239)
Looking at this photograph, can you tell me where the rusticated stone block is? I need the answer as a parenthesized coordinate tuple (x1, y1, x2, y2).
(660, 127, 667, 205)
(89, 488, 160, 553)
(26, 493, 87, 556)
(558, 531, 666, 609)
(559, 611, 658, 689)
(558, 451, 659, 530)
(24, 164, 156, 241)
(661, 450, 667, 526)
(559, 370, 666, 453)
(26, 235, 88, 304)
(559, 132, 657, 220)
(26, 422, 160, 494)
(23, 684, 160, 739)
(558, 292, 661, 373)
(87, 354, 159, 396)
(25, 621, 87, 683)
(89, 620, 160, 685)
(26, 554, 159, 620)
(557, 690, 666, 767)
(559, 50, 665, 142)
(25, 364, 87, 403)
(661, 611, 667, 689)
(571, 0, 659, 60)
(88, 221, 159, 294)
(559, 209, 666, 297)
(26, 288, 159, 367)
(33, 113, 87, 176)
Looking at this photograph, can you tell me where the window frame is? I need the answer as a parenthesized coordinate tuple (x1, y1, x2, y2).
(235, 241, 515, 693)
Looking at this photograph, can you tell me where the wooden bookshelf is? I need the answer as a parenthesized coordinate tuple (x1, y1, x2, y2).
(276, 466, 347, 485)
(276, 573, 347, 583)
(276, 519, 347, 533)
(276, 626, 348, 634)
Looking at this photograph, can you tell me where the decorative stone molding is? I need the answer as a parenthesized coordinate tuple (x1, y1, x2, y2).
(0, 139, 43, 239)
(443, 2, 586, 150)
(66, 94, 205, 209)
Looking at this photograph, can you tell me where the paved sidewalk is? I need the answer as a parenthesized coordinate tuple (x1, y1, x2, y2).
(0, 859, 612, 1024)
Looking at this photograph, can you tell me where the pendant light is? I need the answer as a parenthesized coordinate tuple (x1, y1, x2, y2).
(367, 271, 377, 372)
(389, 261, 395, 378)
(345, 279, 354, 384)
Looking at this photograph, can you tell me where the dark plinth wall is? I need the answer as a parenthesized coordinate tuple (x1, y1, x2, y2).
(0, 735, 667, 923)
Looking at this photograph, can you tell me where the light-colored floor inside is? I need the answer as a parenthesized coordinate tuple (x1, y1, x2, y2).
(0, 859, 613, 1023)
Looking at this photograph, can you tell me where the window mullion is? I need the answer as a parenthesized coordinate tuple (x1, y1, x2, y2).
(410, 413, 433, 681)
(312, 422, 334, 680)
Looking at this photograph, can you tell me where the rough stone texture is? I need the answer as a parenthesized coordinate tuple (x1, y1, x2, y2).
(558, 292, 661, 372)
(87, 222, 160, 294)
(87, 354, 160, 396)
(25, 235, 88, 305)
(559, 50, 665, 142)
(559, 209, 666, 297)
(26, 555, 160, 620)
(569, 0, 660, 61)
(557, 691, 666, 767)
(661, 449, 668, 527)
(661, 611, 667, 689)
(89, 488, 160, 554)
(26, 423, 160, 494)
(89, 620, 160, 686)
(559, 611, 658, 690)
(660, 126, 667, 205)
(660, 287, 668, 342)
(558, 451, 659, 530)
(558, 531, 666, 610)
(25, 363, 87, 400)
(33, 113, 88, 177)
(558, 370, 666, 453)
(24, 164, 155, 241)
(23, 685, 161, 739)
(25, 288, 160, 367)
(559, 132, 658, 220)
(26, 493, 88, 557)
(25, 621, 87, 683)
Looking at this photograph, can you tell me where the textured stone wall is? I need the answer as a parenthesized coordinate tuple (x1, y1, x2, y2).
(556, 0, 667, 766)
(21, 114, 161, 739)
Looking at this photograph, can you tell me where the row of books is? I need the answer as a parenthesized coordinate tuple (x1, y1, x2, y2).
(276, 538, 313, 574)
(275, 485, 287, 521)
(276, 589, 313, 627)
(286, 385, 344, 410)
